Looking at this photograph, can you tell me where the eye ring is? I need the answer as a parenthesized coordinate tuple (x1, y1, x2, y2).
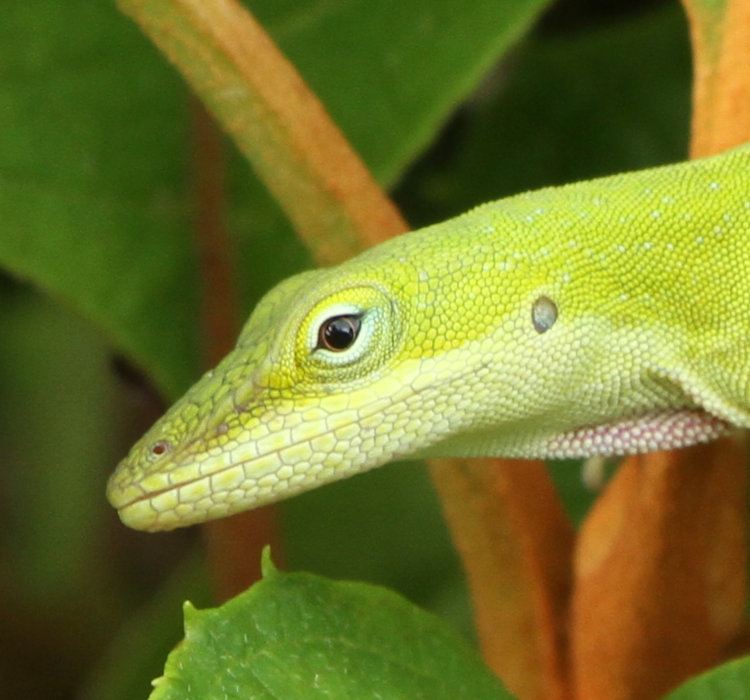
(300, 291, 397, 374)
(316, 314, 362, 351)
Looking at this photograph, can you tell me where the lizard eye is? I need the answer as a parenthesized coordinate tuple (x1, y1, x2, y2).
(300, 288, 399, 376)
(317, 314, 362, 351)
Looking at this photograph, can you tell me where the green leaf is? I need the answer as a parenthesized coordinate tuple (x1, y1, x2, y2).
(399, 3, 692, 227)
(663, 655, 750, 699)
(0, 0, 552, 399)
(0, 1, 198, 397)
(149, 561, 514, 700)
(254, 0, 553, 187)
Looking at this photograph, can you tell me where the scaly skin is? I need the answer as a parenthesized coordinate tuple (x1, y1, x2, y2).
(108, 144, 750, 531)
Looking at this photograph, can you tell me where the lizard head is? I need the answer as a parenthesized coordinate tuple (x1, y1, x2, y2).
(105, 213, 601, 531)
(106, 263, 418, 531)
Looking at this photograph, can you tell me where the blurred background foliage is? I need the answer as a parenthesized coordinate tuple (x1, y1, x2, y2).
(0, 0, 692, 696)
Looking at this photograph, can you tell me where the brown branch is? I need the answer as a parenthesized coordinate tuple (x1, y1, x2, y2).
(571, 439, 748, 699)
(118, 0, 407, 264)
(431, 458, 573, 700)
(683, 0, 750, 158)
(189, 98, 280, 602)
(190, 98, 236, 367)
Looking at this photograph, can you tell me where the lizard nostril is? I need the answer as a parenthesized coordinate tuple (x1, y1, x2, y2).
(149, 439, 171, 458)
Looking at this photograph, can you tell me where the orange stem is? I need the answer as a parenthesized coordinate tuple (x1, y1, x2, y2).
(190, 99, 281, 601)
(571, 440, 748, 699)
(431, 458, 573, 700)
(684, 0, 750, 158)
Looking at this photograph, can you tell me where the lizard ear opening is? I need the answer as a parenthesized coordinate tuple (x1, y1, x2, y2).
(532, 296, 558, 333)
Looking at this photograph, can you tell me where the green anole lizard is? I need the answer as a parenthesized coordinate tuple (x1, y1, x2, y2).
(107, 144, 750, 531)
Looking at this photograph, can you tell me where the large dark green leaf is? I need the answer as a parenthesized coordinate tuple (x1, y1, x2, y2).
(399, 3, 691, 226)
(254, 0, 553, 187)
(0, 2, 196, 397)
(0, 0, 551, 397)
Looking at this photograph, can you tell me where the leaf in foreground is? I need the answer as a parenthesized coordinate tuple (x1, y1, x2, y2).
(149, 557, 514, 700)
(664, 655, 750, 699)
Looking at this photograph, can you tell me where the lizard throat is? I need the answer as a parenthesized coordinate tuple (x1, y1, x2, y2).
(541, 409, 733, 459)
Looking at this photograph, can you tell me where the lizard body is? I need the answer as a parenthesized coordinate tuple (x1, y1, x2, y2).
(108, 144, 750, 531)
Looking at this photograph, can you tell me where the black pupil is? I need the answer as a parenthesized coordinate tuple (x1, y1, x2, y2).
(320, 315, 361, 351)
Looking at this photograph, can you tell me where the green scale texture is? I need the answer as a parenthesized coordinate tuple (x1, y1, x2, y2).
(108, 144, 750, 531)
